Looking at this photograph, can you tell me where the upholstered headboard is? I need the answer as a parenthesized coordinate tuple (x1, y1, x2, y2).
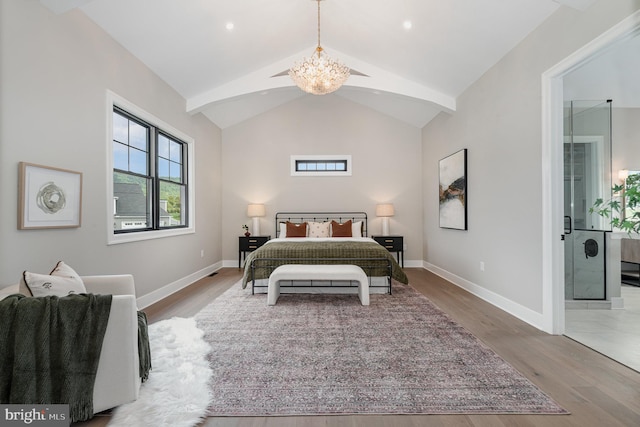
(274, 212, 368, 237)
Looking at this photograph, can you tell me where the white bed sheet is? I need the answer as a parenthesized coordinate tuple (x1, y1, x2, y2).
(266, 237, 376, 244)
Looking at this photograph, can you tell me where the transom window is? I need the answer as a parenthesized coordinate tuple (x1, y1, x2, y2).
(112, 106, 188, 234)
(295, 159, 347, 172)
(290, 155, 352, 176)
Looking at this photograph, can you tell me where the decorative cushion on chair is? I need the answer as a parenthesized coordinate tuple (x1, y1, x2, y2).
(21, 261, 86, 297)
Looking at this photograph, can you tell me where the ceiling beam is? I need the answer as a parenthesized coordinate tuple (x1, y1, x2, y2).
(39, 0, 93, 14)
(186, 46, 456, 114)
(552, 0, 597, 11)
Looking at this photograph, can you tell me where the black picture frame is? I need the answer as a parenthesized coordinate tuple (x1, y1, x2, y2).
(439, 149, 467, 230)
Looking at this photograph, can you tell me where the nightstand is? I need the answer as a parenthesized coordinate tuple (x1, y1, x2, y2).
(238, 236, 270, 268)
(372, 235, 404, 268)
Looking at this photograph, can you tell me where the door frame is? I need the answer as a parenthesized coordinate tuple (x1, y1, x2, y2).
(541, 11, 640, 334)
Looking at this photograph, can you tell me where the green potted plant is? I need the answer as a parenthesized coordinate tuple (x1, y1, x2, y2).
(590, 172, 640, 234)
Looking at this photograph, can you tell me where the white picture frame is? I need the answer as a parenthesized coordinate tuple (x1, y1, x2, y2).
(18, 162, 83, 229)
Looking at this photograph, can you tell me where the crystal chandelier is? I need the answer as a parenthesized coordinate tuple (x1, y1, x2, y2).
(289, 0, 350, 95)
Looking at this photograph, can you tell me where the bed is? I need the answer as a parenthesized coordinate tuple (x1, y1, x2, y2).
(241, 212, 408, 296)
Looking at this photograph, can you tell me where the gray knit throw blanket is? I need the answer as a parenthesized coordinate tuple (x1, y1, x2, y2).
(0, 293, 112, 422)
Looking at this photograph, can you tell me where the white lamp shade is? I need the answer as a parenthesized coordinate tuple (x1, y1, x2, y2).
(247, 204, 266, 218)
(619, 169, 629, 181)
(376, 203, 395, 217)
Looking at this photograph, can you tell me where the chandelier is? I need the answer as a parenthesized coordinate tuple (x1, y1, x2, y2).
(289, 0, 350, 95)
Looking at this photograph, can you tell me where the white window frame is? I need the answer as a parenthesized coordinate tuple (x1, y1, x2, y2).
(290, 155, 352, 177)
(106, 90, 195, 245)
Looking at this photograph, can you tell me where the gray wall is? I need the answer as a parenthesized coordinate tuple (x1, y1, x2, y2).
(422, 0, 640, 319)
(0, 0, 223, 298)
(613, 108, 640, 173)
(221, 94, 423, 264)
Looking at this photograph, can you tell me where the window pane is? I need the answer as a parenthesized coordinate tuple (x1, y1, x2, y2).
(169, 140, 182, 163)
(159, 181, 185, 227)
(158, 134, 169, 159)
(113, 171, 151, 231)
(129, 121, 148, 151)
(113, 141, 129, 171)
(336, 162, 346, 171)
(327, 163, 336, 170)
(317, 163, 326, 170)
(129, 148, 148, 175)
(113, 112, 128, 144)
(158, 158, 169, 179)
(170, 162, 182, 182)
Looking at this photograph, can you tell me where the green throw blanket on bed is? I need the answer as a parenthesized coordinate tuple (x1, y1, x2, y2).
(242, 240, 409, 288)
(0, 293, 112, 422)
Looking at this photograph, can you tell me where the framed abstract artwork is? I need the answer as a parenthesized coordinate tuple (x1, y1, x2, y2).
(439, 149, 467, 230)
(18, 162, 82, 229)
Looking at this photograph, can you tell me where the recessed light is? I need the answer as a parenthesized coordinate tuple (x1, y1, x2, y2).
(403, 20, 412, 30)
(225, 22, 235, 31)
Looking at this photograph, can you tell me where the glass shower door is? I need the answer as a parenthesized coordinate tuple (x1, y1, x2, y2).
(564, 100, 612, 300)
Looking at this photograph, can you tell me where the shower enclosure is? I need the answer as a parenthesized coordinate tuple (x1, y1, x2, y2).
(564, 100, 612, 301)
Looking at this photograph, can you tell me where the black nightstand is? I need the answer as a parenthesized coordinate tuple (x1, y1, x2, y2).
(372, 235, 404, 267)
(238, 236, 270, 267)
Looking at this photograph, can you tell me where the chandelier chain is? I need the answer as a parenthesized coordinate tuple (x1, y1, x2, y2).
(317, 0, 321, 54)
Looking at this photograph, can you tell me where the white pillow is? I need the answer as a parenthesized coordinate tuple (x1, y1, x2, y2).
(308, 221, 331, 238)
(21, 261, 86, 297)
(352, 221, 363, 238)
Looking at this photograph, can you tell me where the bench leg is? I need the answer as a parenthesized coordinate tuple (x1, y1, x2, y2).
(267, 280, 280, 305)
(358, 280, 370, 306)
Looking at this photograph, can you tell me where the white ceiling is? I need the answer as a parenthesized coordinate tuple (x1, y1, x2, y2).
(41, 0, 601, 129)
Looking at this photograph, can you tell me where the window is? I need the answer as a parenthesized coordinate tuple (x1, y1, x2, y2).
(295, 159, 347, 172)
(107, 91, 194, 244)
(291, 155, 352, 176)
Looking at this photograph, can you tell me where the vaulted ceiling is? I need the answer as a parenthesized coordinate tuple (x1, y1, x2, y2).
(41, 0, 597, 129)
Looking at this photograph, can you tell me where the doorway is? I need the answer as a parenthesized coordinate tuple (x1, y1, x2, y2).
(542, 10, 640, 371)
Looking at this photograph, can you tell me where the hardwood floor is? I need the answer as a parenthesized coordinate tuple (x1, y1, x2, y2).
(75, 268, 640, 426)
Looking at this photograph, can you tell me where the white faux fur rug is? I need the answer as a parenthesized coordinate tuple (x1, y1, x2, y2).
(107, 317, 213, 427)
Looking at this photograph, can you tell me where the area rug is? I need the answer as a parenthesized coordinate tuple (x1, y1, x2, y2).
(107, 317, 213, 427)
(195, 281, 568, 416)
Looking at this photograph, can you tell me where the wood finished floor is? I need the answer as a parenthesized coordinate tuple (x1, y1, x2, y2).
(75, 268, 640, 427)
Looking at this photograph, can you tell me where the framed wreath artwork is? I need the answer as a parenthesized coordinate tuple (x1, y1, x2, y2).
(18, 162, 82, 229)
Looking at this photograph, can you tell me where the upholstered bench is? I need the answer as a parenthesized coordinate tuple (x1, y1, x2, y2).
(267, 264, 369, 306)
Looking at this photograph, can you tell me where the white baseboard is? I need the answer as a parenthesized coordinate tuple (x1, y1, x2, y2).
(136, 261, 223, 309)
(423, 261, 546, 332)
(611, 296, 625, 309)
(223, 260, 243, 269)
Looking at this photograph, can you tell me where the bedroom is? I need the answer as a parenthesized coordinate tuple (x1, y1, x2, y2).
(2, 0, 636, 329)
(1, 0, 640, 424)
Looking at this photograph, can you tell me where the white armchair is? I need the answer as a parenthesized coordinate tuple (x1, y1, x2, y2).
(0, 274, 141, 414)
